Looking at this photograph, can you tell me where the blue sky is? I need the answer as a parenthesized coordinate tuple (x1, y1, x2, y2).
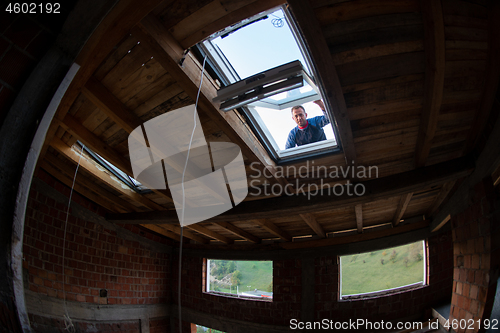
(212, 9, 335, 150)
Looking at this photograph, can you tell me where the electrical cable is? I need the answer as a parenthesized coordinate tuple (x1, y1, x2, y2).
(178, 54, 208, 333)
(61, 143, 85, 333)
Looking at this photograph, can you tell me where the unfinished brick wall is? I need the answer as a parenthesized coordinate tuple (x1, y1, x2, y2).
(173, 256, 301, 327)
(176, 231, 453, 329)
(23, 170, 172, 306)
(450, 177, 500, 332)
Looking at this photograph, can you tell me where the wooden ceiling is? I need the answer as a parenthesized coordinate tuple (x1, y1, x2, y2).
(37, 0, 499, 249)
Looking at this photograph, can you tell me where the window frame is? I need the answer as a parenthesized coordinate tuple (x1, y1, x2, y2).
(339, 240, 428, 301)
(203, 258, 273, 301)
(195, 5, 342, 164)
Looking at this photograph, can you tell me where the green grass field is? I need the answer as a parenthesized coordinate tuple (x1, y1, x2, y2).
(341, 241, 424, 296)
(209, 260, 272, 293)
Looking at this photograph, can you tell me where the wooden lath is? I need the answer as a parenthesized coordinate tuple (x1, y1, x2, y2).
(40, 157, 132, 213)
(214, 222, 261, 244)
(299, 213, 326, 238)
(415, 0, 445, 168)
(134, 14, 288, 188)
(252, 219, 292, 242)
(354, 204, 363, 233)
(50, 137, 165, 211)
(392, 193, 413, 227)
(107, 155, 474, 225)
(287, 0, 357, 166)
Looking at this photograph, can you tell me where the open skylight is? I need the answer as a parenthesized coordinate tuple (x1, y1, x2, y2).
(197, 5, 339, 162)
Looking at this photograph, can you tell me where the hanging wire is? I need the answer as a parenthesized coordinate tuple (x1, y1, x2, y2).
(178, 54, 208, 333)
(61, 144, 85, 332)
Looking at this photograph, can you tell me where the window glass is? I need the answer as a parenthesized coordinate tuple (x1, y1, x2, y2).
(340, 240, 426, 298)
(206, 259, 273, 300)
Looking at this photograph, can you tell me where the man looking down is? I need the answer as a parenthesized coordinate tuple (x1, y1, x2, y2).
(285, 100, 330, 149)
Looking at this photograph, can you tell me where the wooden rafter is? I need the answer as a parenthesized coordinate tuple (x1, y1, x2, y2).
(38, 0, 164, 166)
(61, 113, 175, 205)
(425, 180, 456, 217)
(392, 193, 413, 227)
(107, 155, 473, 224)
(299, 213, 326, 238)
(187, 224, 234, 244)
(464, 2, 500, 154)
(287, 0, 357, 165)
(40, 158, 131, 213)
(161, 224, 210, 244)
(177, 0, 286, 49)
(82, 76, 142, 133)
(214, 222, 260, 244)
(415, 0, 445, 168)
(355, 204, 363, 233)
(281, 217, 428, 250)
(134, 15, 287, 188)
(252, 219, 292, 242)
(140, 224, 181, 242)
(50, 137, 165, 211)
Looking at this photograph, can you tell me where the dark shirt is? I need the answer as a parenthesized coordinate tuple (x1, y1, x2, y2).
(285, 113, 330, 149)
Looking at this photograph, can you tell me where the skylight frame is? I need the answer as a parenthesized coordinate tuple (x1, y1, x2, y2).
(195, 5, 342, 163)
(76, 141, 151, 194)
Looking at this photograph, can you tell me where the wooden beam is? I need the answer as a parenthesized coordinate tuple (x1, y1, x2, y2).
(107, 155, 474, 224)
(161, 224, 210, 244)
(354, 204, 363, 233)
(60, 113, 174, 205)
(50, 137, 165, 211)
(187, 224, 234, 244)
(392, 193, 413, 227)
(61, 113, 133, 174)
(287, 0, 357, 165)
(415, 0, 445, 168)
(252, 219, 292, 242)
(281, 217, 428, 250)
(178, 0, 286, 49)
(464, 2, 500, 153)
(82, 76, 141, 134)
(38, 0, 164, 166)
(299, 213, 326, 238)
(135, 15, 287, 187)
(40, 159, 130, 213)
(140, 224, 181, 242)
(214, 222, 261, 244)
(431, 105, 500, 232)
(425, 180, 456, 217)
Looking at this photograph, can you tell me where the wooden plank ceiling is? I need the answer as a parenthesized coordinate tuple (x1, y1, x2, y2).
(37, 0, 499, 249)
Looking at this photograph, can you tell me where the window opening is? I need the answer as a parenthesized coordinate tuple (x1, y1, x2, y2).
(340, 240, 426, 299)
(197, 6, 339, 162)
(75, 141, 151, 194)
(192, 324, 225, 333)
(205, 259, 273, 300)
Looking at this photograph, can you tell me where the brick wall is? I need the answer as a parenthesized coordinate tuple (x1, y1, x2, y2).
(176, 231, 452, 329)
(449, 178, 500, 332)
(23, 170, 172, 307)
(149, 317, 170, 333)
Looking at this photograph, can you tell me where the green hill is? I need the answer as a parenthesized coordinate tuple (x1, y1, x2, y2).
(341, 241, 424, 296)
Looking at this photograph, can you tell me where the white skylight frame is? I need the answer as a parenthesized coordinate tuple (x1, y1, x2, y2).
(197, 5, 340, 162)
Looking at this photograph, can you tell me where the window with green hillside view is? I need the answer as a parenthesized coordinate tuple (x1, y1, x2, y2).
(194, 324, 225, 333)
(340, 240, 426, 298)
(206, 259, 273, 300)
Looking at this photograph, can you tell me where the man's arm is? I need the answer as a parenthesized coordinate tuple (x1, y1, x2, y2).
(313, 100, 330, 127)
(285, 129, 297, 149)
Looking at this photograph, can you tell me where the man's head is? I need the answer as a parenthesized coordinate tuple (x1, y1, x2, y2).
(291, 105, 307, 127)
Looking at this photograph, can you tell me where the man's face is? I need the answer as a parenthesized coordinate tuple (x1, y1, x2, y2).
(292, 107, 307, 127)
